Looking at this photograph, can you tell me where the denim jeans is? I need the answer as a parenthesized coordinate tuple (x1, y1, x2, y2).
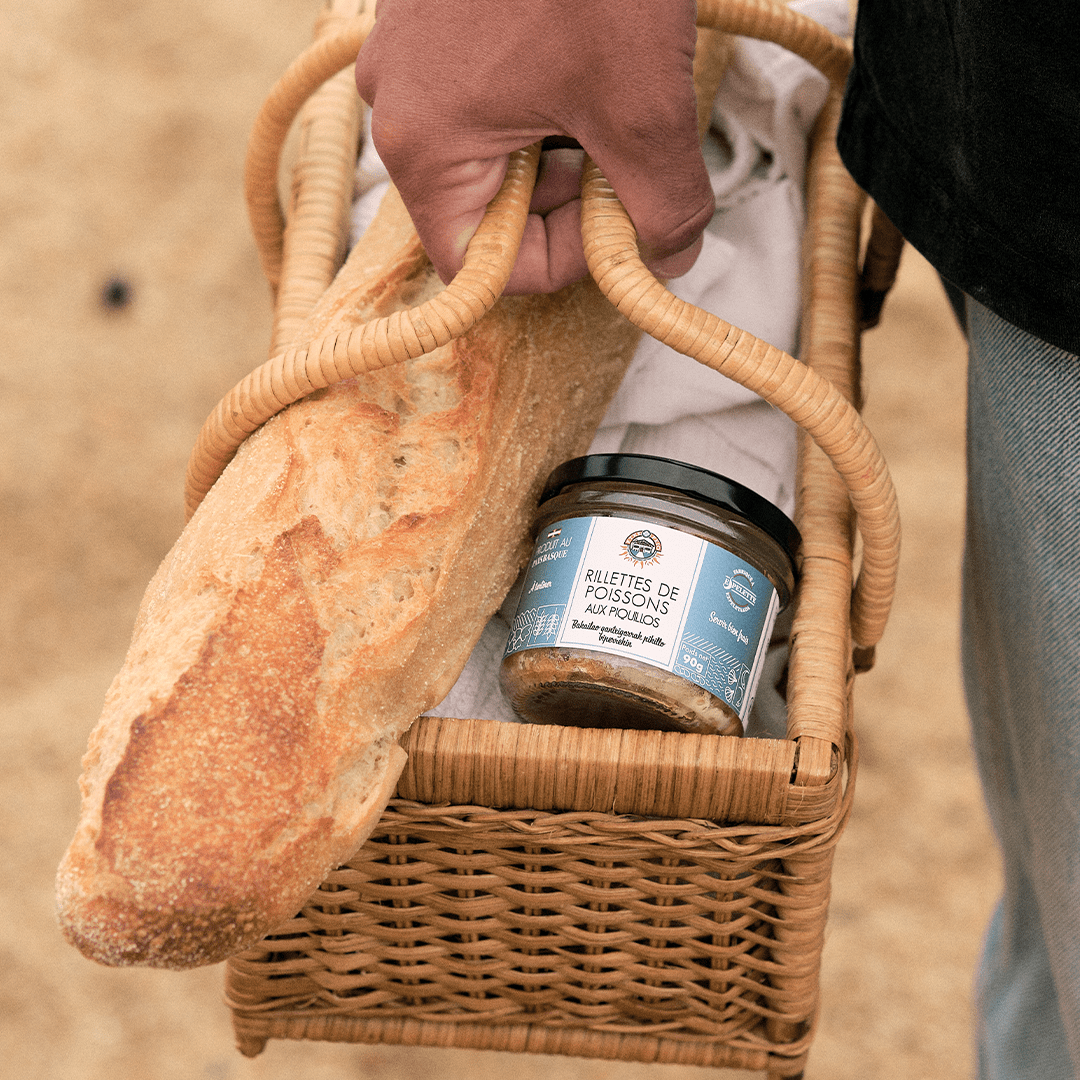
(960, 297, 1080, 1078)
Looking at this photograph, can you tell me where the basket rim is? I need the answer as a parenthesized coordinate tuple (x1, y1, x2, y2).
(395, 716, 850, 826)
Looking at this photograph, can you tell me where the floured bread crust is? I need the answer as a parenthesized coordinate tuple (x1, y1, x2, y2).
(56, 185, 641, 968)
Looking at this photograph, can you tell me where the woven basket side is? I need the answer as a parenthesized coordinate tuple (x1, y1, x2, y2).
(226, 791, 853, 1071)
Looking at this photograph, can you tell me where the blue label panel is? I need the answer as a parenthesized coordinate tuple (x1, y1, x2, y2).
(505, 515, 780, 725)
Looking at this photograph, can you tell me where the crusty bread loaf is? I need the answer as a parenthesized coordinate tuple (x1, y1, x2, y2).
(55, 186, 641, 969)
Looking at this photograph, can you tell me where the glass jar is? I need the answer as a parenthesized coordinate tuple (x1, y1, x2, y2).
(500, 454, 800, 735)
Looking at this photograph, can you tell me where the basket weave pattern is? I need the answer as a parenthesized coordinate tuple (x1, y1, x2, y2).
(228, 777, 851, 1071)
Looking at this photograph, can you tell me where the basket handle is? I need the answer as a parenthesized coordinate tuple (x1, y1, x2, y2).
(579, 160, 899, 652)
(243, 10, 374, 294)
(184, 0, 900, 651)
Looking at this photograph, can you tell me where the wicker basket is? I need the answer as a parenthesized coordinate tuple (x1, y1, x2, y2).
(206, 2, 904, 1076)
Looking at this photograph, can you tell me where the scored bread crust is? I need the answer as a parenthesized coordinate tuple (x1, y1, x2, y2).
(55, 186, 641, 969)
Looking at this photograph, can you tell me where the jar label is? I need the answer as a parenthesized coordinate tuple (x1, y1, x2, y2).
(504, 515, 781, 725)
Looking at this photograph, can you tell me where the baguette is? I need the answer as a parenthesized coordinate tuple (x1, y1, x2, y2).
(55, 185, 641, 968)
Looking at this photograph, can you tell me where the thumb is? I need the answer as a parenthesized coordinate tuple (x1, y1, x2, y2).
(366, 109, 512, 284)
(400, 154, 511, 285)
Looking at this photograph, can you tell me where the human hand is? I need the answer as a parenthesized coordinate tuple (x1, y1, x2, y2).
(355, 0, 713, 294)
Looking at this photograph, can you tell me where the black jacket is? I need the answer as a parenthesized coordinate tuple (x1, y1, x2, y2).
(837, 0, 1080, 354)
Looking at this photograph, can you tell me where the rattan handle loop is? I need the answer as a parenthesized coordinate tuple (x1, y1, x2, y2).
(579, 159, 899, 650)
(245, 13, 375, 293)
(695, 0, 852, 88)
(184, 142, 541, 518)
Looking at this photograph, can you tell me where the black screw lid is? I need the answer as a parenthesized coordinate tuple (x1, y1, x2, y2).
(541, 453, 801, 567)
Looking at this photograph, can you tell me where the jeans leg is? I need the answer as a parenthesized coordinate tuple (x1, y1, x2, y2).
(961, 298, 1080, 1078)
(975, 861, 1072, 1078)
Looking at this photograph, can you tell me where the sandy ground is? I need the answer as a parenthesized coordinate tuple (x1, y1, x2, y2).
(0, 1, 1000, 1077)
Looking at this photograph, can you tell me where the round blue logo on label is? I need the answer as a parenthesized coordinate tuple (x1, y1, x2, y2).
(621, 529, 662, 567)
(724, 567, 758, 612)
